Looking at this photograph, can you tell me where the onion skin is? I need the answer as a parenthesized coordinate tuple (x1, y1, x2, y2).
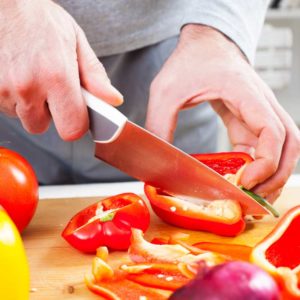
(169, 261, 280, 300)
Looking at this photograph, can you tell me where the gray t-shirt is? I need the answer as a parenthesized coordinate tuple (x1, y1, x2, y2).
(56, 0, 269, 63)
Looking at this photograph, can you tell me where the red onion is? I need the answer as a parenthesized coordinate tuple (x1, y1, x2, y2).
(169, 261, 280, 300)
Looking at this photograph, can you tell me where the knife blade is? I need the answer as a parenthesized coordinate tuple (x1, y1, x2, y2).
(82, 89, 269, 215)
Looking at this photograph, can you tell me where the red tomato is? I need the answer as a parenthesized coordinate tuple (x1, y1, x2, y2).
(0, 147, 38, 232)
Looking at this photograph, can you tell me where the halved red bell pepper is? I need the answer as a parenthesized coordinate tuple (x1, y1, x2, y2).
(62, 193, 150, 253)
(251, 205, 300, 299)
(145, 184, 245, 236)
(145, 152, 253, 236)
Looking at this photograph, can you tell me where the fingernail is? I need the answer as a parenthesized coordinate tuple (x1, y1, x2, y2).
(109, 85, 124, 106)
(245, 181, 258, 190)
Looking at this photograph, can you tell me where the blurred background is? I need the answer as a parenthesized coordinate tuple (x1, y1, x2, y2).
(218, 0, 300, 173)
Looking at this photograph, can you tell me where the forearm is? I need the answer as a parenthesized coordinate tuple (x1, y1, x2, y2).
(182, 0, 270, 64)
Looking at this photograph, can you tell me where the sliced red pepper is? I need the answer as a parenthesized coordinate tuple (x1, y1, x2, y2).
(151, 236, 170, 245)
(145, 184, 245, 237)
(251, 205, 300, 299)
(128, 229, 227, 267)
(121, 263, 190, 291)
(144, 152, 255, 237)
(193, 242, 252, 261)
(86, 253, 173, 299)
(85, 230, 227, 299)
(62, 193, 150, 253)
(85, 274, 169, 300)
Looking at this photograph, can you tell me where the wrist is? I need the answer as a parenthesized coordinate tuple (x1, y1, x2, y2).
(181, 24, 222, 40)
(180, 24, 247, 62)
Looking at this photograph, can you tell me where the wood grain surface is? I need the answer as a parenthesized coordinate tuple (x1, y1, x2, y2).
(23, 186, 300, 299)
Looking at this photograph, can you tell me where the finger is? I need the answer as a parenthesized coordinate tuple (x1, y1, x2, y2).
(265, 188, 283, 204)
(211, 100, 258, 155)
(145, 83, 180, 142)
(9, 76, 51, 133)
(0, 98, 17, 117)
(16, 99, 51, 133)
(47, 55, 88, 141)
(251, 82, 300, 196)
(75, 26, 123, 106)
(225, 79, 286, 190)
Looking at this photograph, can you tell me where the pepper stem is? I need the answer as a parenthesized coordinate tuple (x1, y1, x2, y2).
(241, 187, 280, 218)
(99, 212, 116, 222)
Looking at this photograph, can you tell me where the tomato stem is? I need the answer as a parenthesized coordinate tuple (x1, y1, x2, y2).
(241, 187, 279, 218)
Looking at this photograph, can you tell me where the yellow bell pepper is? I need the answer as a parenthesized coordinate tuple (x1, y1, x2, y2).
(0, 207, 30, 300)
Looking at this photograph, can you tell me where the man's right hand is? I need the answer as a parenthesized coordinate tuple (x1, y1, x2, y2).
(0, 0, 123, 140)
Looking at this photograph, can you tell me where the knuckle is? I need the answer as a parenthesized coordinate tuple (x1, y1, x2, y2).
(272, 123, 286, 143)
(14, 79, 32, 98)
(48, 69, 66, 86)
(0, 86, 10, 99)
(86, 56, 106, 77)
(276, 176, 288, 188)
(264, 158, 278, 175)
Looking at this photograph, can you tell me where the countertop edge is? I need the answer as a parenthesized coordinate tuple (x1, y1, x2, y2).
(38, 174, 300, 200)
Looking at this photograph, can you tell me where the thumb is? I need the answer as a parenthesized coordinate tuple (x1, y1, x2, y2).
(76, 27, 123, 106)
(145, 90, 179, 143)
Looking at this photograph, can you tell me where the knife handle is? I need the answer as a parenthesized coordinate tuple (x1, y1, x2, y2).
(81, 88, 127, 142)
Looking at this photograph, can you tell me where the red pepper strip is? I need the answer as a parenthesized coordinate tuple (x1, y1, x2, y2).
(151, 236, 170, 245)
(145, 184, 245, 237)
(122, 263, 190, 291)
(251, 205, 300, 299)
(62, 193, 150, 252)
(193, 242, 252, 261)
(127, 273, 189, 291)
(144, 152, 254, 237)
(85, 274, 169, 300)
(191, 152, 253, 176)
(129, 229, 227, 268)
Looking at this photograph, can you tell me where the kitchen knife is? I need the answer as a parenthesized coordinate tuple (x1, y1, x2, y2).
(82, 88, 270, 215)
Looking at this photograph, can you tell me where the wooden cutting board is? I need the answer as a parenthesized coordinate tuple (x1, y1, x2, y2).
(23, 186, 300, 300)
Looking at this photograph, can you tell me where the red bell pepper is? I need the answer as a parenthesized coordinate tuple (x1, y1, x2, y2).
(62, 193, 150, 253)
(251, 205, 300, 299)
(193, 152, 279, 217)
(145, 184, 245, 236)
(145, 152, 254, 237)
(192, 152, 253, 176)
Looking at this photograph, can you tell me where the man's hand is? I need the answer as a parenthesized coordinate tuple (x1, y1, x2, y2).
(0, 0, 123, 140)
(146, 24, 300, 202)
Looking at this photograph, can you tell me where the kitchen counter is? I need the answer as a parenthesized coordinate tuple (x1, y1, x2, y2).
(24, 175, 300, 299)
